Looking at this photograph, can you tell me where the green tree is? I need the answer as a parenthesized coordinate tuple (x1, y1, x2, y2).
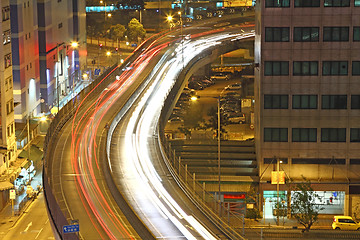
(203, 107, 227, 138)
(291, 177, 324, 232)
(245, 184, 261, 221)
(126, 18, 146, 42)
(109, 24, 126, 41)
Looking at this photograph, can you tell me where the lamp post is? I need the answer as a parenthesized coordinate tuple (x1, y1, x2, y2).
(276, 158, 283, 226)
(166, 15, 173, 31)
(191, 95, 222, 215)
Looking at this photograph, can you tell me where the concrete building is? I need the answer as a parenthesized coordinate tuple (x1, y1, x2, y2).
(1, 0, 17, 174)
(255, 0, 360, 218)
(10, 0, 87, 120)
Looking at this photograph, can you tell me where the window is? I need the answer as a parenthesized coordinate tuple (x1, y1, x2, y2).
(292, 128, 317, 142)
(324, 0, 350, 7)
(354, 27, 360, 41)
(351, 95, 360, 109)
(353, 61, 360, 75)
(58, 23, 63, 29)
(292, 158, 345, 164)
(323, 27, 349, 41)
(264, 158, 288, 164)
(350, 128, 360, 142)
(322, 61, 348, 75)
(3, 30, 11, 45)
(294, 27, 319, 42)
(4, 53, 12, 68)
(294, 0, 320, 7)
(322, 95, 347, 109)
(293, 61, 318, 75)
(265, 27, 289, 42)
(6, 99, 14, 115)
(265, 0, 290, 7)
(264, 95, 288, 109)
(292, 95, 317, 109)
(321, 128, 346, 142)
(264, 61, 289, 76)
(264, 128, 288, 142)
(2, 6, 10, 21)
(356, 0, 360, 6)
(350, 159, 360, 165)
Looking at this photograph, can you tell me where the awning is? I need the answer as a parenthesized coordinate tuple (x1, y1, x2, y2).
(0, 181, 14, 191)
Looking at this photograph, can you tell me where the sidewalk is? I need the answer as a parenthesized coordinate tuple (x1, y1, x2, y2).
(244, 215, 333, 230)
(0, 170, 43, 233)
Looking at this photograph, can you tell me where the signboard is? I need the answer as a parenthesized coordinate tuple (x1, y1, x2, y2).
(63, 224, 79, 233)
(94, 69, 101, 76)
(271, 171, 285, 184)
(9, 189, 16, 200)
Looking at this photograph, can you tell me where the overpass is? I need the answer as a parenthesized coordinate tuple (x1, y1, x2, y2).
(43, 14, 254, 240)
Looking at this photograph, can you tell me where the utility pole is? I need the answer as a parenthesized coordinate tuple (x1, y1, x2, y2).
(217, 97, 221, 216)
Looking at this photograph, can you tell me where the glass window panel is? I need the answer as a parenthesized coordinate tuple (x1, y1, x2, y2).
(309, 129, 317, 142)
(273, 28, 281, 41)
(280, 128, 288, 142)
(282, 28, 289, 41)
(265, 62, 272, 75)
(292, 128, 300, 142)
(300, 129, 309, 142)
(264, 95, 272, 109)
(323, 61, 331, 75)
(356, 0, 360, 6)
(340, 27, 349, 41)
(273, 62, 281, 75)
(353, 62, 360, 75)
(354, 27, 360, 41)
(302, 61, 310, 75)
(273, 129, 280, 141)
(293, 95, 300, 108)
(265, 28, 272, 42)
(351, 95, 360, 109)
(339, 61, 348, 75)
(280, 95, 288, 108)
(309, 95, 317, 108)
(311, 28, 319, 41)
(264, 128, 271, 141)
(281, 62, 289, 75)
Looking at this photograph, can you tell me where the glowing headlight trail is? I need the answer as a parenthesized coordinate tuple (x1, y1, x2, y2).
(118, 31, 255, 239)
(67, 41, 170, 239)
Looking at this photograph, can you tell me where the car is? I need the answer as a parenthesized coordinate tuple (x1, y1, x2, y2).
(228, 113, 246, 124)
(332, 216, 360, 230)
(225, 83, 242, 91)
(210, 73, 230, 81)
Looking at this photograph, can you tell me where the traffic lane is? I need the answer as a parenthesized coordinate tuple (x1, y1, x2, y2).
(2, 193, 53, 240)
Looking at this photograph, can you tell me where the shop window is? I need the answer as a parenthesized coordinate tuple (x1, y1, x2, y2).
(292, 128, 317, 142)
(264, 128, 288, 142)
(321, 128, 346, 142)
(354, 27, 360, 41)
(264, 61, 289, 76)
(323, 27, 349, 41)
(265, 0, 290, 7)
(265, 27, 289, 42)
(264, 94, 288, 109)
(350, 128, 360, 142)
(294, 27, 319, 42)
(293, 61, 318, 75)
(295, 0, 320, 7)
(322, 61, 348, 75)
(351, 95, 360, 109)
(352, 61, 360, 75)
(292, 95, 317, 109)
(324, 0, 350, 7)
(322, 95, 347, 109)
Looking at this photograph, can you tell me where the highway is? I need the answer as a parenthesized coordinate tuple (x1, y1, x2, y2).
(44, 14, 254, 240)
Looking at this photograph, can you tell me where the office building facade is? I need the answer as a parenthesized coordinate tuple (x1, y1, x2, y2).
(255, 0, 360, 217)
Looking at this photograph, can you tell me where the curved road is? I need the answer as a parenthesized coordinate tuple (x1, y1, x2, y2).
(46, 13, 254, 240)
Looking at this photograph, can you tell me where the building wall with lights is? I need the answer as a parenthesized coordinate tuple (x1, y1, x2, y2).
(9, 0, 86, 118)
(256, 0, 360, 216)
(0, 0, 17, 178)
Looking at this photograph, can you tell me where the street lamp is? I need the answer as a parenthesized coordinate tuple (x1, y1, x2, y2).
(276, 158, 283, 226)
(166, 15, 173, 30)
(191, 95, 222, 215)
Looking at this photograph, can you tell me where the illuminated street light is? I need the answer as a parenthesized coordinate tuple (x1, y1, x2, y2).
(106, 51, 111, 56)
(166, 15, 174, 31)
(40, 115, 47, 122)
(82, 73, 88, 80)
(107, 13, 112, 18)
(71, 41, 79, 48)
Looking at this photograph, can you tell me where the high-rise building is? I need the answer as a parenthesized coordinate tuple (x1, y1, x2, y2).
(255, 0, 360, 217)
(10, 0, 87, 120)
(0, 0, 17, 174)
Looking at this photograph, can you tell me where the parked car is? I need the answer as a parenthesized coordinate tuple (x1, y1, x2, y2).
(210, 73, 230, 81)
(225, 83, 242, 91)
(228, 113, 246, 124)
(332, 216, 360, 230)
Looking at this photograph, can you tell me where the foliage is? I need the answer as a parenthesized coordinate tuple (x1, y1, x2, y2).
(178, 127, 191, 139)
(116, 0, 144, 10)
(245, 184, 261, 221)
(126, 18, 146, 42)
(291, 177, 324, 232)
(108, 24, 126, 41)
(203, 107, 227, 138)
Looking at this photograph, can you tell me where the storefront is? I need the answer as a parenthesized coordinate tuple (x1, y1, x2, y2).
(263, 190, 345, 219)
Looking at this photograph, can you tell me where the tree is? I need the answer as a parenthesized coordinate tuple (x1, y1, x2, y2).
(245, 184, 261, 221)
(291, 177, 324, 232)
(203, 107, 227, 138)
(109, 24, 126, 41)
(126, 18, 146, 42)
